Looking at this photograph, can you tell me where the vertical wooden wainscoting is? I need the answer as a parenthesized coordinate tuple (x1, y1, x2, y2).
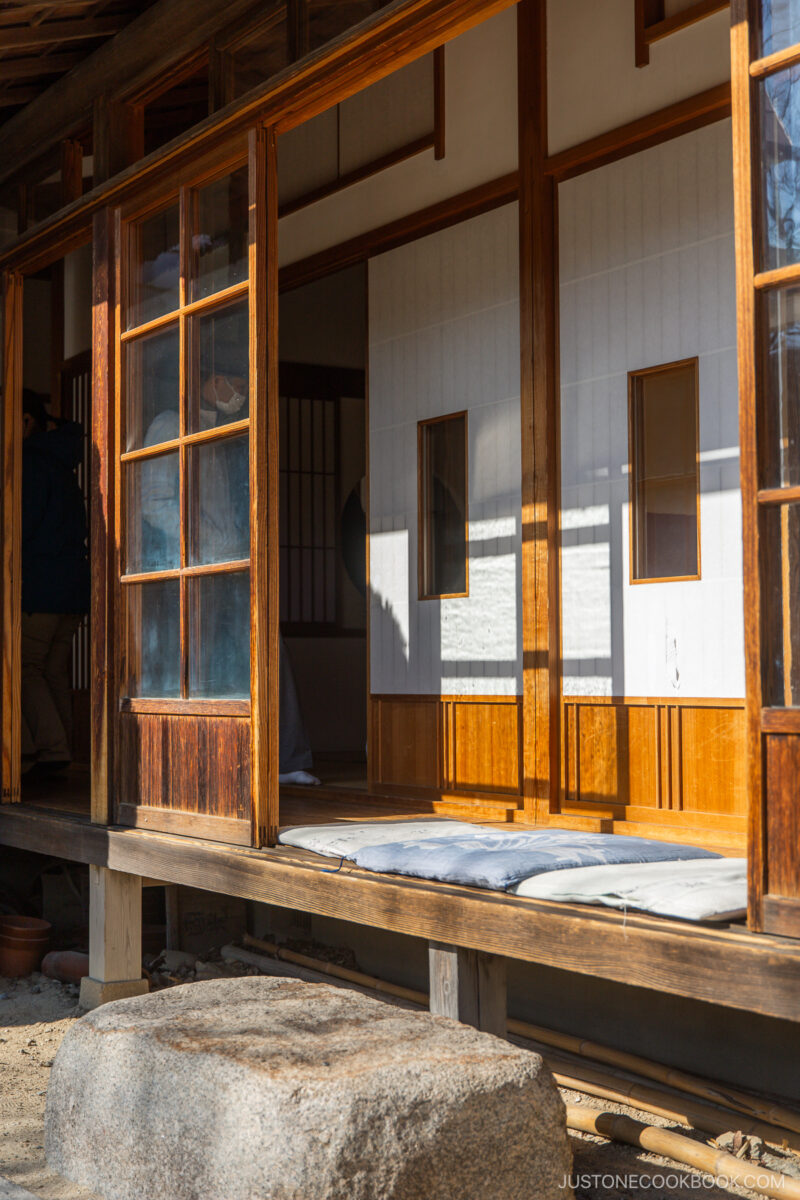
(369, 694, 522, 809)
(560, 696, 747, 846)
(116, 707, 252, 845)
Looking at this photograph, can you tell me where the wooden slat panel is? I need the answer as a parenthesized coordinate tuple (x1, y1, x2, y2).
(118, 712, 250, 822)
(562, 698, 746, 824)
(568, 702, 657, 809)
(765, 735, 800, 902)
(374, 697, 439, 791)
(452, 699, 521, 795)
(680, 706, 747, 815)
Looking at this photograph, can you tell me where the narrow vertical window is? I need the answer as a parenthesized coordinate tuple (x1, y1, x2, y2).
(629, 360, 700, 582)
(418, 412, 468, 599)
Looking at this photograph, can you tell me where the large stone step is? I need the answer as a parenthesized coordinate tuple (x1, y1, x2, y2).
(46, 976, 573, 1200)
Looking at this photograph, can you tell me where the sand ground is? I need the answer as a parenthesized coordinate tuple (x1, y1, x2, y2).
(0, 969, 797, 1200)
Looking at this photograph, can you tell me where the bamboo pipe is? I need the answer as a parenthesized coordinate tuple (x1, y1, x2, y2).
(241, 933, 800, 1145)
(546, 1057, 800, 1152)
(566, 1104, 800, 1200)
(513, 1018, 800, 1137)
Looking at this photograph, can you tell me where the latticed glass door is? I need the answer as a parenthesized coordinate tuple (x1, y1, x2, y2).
(114, 134, 277, 846)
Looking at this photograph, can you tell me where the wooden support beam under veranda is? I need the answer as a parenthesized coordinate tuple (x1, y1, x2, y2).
(2, 805, 800, 1021)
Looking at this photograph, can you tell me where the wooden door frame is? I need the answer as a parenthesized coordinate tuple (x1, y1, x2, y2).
(100, 140, 280, 847)
(249, 124, 280, 847)
(730, 0, 800, 935)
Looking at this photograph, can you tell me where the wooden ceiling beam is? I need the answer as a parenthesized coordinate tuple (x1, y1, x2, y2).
(0, 0, 265, 186)
(0, 0, 101, 8)
(0, 85, 41, 106)
(0, 15, 128, 52)
(0, 52, 84, 81)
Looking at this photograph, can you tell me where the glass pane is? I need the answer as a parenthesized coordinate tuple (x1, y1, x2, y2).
(191, 167, 249, 301)
(420, 414, 468, 597)
(763, 503, 800, 705)
(188, 570, 250, 698)
(128, 203, 180, 329)
(630, 363, 699, 581)
(188, 434, 250, 565)
(759, 0, 800, 58)
(125, 325, 180, 452)
(189, 300, 249, 434)
(760, 66, 800, 272)
(765, 285, 800, 487)
(126, 453, 180, 573)
(124, 579, 180, 698)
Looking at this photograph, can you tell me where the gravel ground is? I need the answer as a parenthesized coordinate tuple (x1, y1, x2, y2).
(1, 963, 798, 1200)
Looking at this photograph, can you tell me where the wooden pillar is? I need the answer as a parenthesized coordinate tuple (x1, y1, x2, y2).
(518, 0, 560, 824)
(60, 138, 83, 207)
(428, 941, 506, 1037)
(90, 208, 116, 826)
(164, 885, 181, 950)
(93, 96, 144, 186)
(79, 866, 148, 1009)
(287, 0, 309, 63)
(209, 43, 236, 113)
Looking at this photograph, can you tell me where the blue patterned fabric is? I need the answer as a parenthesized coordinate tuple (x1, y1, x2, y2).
(351, 829, 720, 891)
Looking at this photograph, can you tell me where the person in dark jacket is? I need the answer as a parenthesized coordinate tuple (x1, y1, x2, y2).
(21, 390, 89, 774)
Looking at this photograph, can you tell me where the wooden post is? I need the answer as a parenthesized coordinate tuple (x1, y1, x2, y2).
(209, 42, 236, 113)
(428, 941, 506, 1037)
(79, 866, 148, 1009)
(518, 0, 560, 824)
(60, 137, 83, 207)
(93, 96, 144, 186)
(287, 0, 309, 63)
(164, 884, 181, 950)
(90, 208, 116, 826)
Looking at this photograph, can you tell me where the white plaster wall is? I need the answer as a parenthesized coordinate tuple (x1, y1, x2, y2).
(548, 0, 730, 154)
(369, 203, 521, 697)
(279, 7, 518, 267)
(559, 119, 744, 700)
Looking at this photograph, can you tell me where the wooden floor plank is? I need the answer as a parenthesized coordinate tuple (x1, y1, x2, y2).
(0, 803, 799, 1022)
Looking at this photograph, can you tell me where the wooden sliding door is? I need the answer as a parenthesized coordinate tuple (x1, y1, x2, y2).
(112, 131, 278, 846)
(732, 0, 800, 933)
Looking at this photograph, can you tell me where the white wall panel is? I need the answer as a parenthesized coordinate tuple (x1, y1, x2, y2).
(548, 0, 730, 154)
(559, 120, 744, 700)
(279, 8, 518, 267)
(369, 204, 521, 696)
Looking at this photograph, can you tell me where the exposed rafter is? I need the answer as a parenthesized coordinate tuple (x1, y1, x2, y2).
(0, 0, 267, 185)
(0, 52, 85, 80)
(0, 14, 128, 51)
